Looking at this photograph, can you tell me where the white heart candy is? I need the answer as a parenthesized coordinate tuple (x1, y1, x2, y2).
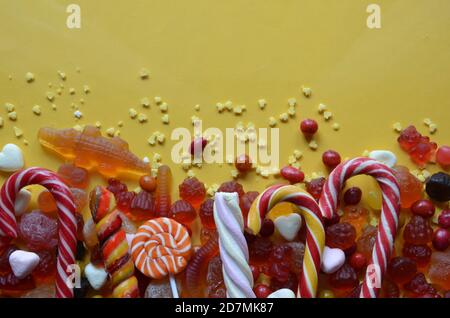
(14, 189, 31, 216)
(0, 144, 24, 172)
(9, 250, 40, 279)
(84, 263, 108, 290)
(274, 213, 302, 241)
(321, 246, 345, 274)
(267, 288, 296, 298)
(368, 150, 397, 168)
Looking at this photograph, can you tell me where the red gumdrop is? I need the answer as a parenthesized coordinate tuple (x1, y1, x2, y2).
(329, 263, 359, 290)
(18, 210, 58, 251)
(170, 200, 196, 224)
(260, 219, 275, 237)
(436, 146, 450, 168)
(179, 177, 206, 207)
(107, 178, 128, 197)
(184, 233, 219, 297)
(199, 199, 216, 229)
(349, 252, 366, 271)
(239, 191, 259, 221)
(326, 222, 357, 250)
(130, 190, 155, 221)
(403, 215, 433, 245)
(116, 191, 136, 213)
(397, 125, 424, 152)
(322, 150, 341, 169)
(393, 166, 423, 208)
(218, 181, 245, 197)
(190, 137, 208, 157)
(402, 244, 432, 267)
(280, 166, 305, 183)
(300, 119, 318, 137)
(404, 273, 436, 296)
(305, 177, 326, 200)
(387, 257, 417, 284)
(250, 264, 260, 281)
(57, 163, 89, 189)
(254, 284, 272, 298)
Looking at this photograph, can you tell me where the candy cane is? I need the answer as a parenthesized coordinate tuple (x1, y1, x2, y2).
(214, 192, 256, 298)
(248, 184, 325, 298)
(0, 167, 77, 298)
(319, 157, 400, 298)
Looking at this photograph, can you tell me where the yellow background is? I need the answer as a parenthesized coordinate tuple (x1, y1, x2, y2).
(0, 0, 449, 195)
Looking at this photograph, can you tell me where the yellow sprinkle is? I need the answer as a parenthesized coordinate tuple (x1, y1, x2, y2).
(141, 97, 150, 108)
(293, 150, 303, 160)
(429, 123, 437, 134)
(57, 71, 66, 80)
(154, 96, 162, 105)
(76, 67, 81, 73)
(137, 113, 148, 123)
(194, 104, 200, 111)
(291, 162, 301, 169)
(287, 106, 296, 117)
(129, 108, 138, 119)
(46, 92, 55, 101)
(191, 115, 201, 126)
(362, 150, 370, 157)
(23, 139, 29, 146)
(95, 121, 102, 128)
(268, 117, 277, 127)
(105, 127, 115, 137)
(73, 124, 84, 132)
(288, 98, 297, 107)
(279, 113, 289, 122)
(0, 117, 4, 127)
(181, 161, 191, 171)
(5, 103, 15, 112)
(8, 112, 17, 121)
(207, 184, 219, 197)
(156, 133, 165, 144)
(233, 105, 243, 115)
(147, 134, 157, 146)
(48, 82, 52, 88)
(56, 88, 62, 95)
(308, 140, 318, 150)
(60, 83, 64, 88)
(224, 101, 233, 111)
(422, 170, 431, 179)
(51, 104, 57, 110)
(393, 122, 402, 133)
(187, 169, 196, 178)
(159, 103, 168, 113)
(260, 169, 270, 178)
(258, 99, 267, 109)
(230, 169, 239, 179)
(32, 105, 41, 115)
(153, 153, 162, 162)
(117, 121, 124, 127)
(114, 130, 121, 137)
(13, 126, 23, 138)
(216, 103, 224, 113)
(69, 88, 76, 95)
(423, 118, 432, 126)
(83, 85, 90, 94)
(79, 98, 85, 104)
(25, 72, 35, 83)
(332, 123, 340, 131)
(288, 155, 296, 165)
(302, 86, 312, 97)
(323, 111, 333, 121)
(318, 103, 327, 114)
(139, 68, 150, 79)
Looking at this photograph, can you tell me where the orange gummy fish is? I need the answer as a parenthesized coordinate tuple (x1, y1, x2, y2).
(38, 126, 149, 179)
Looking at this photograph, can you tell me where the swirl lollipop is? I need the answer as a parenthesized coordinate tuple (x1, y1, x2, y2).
(248, 184, 325, 298)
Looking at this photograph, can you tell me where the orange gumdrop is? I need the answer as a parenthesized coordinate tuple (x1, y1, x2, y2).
(341, 205, 370, 237)
(37, 190, 57, 214)
(393, 166, 423, 208)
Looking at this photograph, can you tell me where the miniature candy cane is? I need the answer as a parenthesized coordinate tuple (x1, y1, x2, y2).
(0, 167, 77, 298)
(213, 192, 256, 298)
(319, 157, 400, 298)
(90, 186, 139, 298)
(248, 184, 325, 298)
(131, 217, 191, 279)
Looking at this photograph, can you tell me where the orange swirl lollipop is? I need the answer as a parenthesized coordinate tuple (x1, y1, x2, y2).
(131, 217, 192, 279)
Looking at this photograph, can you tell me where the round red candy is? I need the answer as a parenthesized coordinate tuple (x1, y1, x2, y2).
(299, 119, 318, 136)
(438, 209, 450, 229)
(410, 199, 435, 218)
(343, 187, 362, 205)
(253, 284, 272, 298)
(280, 166, 305, 183)
(349, 252, 366, 271)
(432, 228, 450, 251)
(436, 146, 450, 168)
(235, 154, 252, 173)
(322, 150, 341, 169)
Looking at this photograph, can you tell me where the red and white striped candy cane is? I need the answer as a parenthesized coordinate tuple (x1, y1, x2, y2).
(0, 167, 77, 298)
(247, 184, 325, 298)
(319, 157, 400, 298)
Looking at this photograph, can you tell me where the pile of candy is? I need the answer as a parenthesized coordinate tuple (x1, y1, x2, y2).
(0, 124, 449, 298)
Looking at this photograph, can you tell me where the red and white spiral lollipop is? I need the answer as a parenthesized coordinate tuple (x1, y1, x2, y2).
(0, 167, 77, 298)
(319, 157, 400, 298)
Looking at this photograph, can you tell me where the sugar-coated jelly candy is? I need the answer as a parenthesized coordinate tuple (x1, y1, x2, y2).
(170, 200, 196, 224)
(403, 215, 433, 245)
(425, 172, 450, 202)
(155, 165, 172, 217)
(427, 250, 450, 290)
(57, 163, 89, 189)
(179, 177, 206, 207)
(387, 257, 417, 284)
(393, 166, 423, 208)
(18, 210, 58, 251)
(199, 199, 216, 229)
(326, 222, 357, 250)
(356, 225, 377, 260)
(206, 256, 226, 298)
(37, 190, 57, 214)
(218, 181, 245, 197)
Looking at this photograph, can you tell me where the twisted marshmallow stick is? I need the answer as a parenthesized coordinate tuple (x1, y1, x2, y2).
(319, 157, 400, 298)
(0, 167, 77, 298)
(248, 185, 325, 298)
(213, 192, 256, 298)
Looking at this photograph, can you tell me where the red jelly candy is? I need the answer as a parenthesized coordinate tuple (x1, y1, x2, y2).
(410, 199, 435, 218)
(409, 141, 437, 167)
(253, 284, 272, 298)
(0, 245, 17, 273)
(393, 166, 423, 208)
(280, 166, 305, 183)
(206, 256, 226, 298)
(403, 215, 433, 245)
(329, 263, 359, 290)
(170, 200, 196, 224)
(190, 137, 208, 157)
(107, 178, 128, 197)
(270, 271, 298, 294)
(200, 228, 217, 245)
(305, 177, 326, 201)
(397, 125, 424, 152)
(404, 273, 436, 296)
(0, 272, 35, 291)
(218, 181, 245, 197)
(33, 250, 56, 281)
(326, 222, 357, 250)
(179, 177, 206, 207)
(387, 257, 417, 284)
(382, 278, 400, 298)
(235, 154, 252, 173)
(239, 191, 259, 221)
(249, 237, 273, 261)
(18, 211, 58, 251)
(130, 191, 155, 221)
(116, 191, 136, 213)
(356, 225, 377, 260)
(436, 146, 450, 168)
(438, 209, 450, 229)
(199, 199, 216, 229)
(402, 244, 432, 267)
(139, 175, 157, 192)
(57, 163, 89, 189)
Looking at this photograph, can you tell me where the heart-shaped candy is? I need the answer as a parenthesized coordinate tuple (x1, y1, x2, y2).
(321, 246, 345, 274)
(9, 250, 40, 279)
(84, 263, 108, 290)
(267, 288, 296, 298)
(274, 213, 302, 241)
(0, 144, 24, 172)
(14, 189, 31, 216)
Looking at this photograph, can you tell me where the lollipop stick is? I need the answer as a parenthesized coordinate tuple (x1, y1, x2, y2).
(169, 274, 179, 298)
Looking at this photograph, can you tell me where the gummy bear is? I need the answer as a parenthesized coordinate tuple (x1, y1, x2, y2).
(154, 165, 172, 217)
(341, 205, 369, 237)
(206, 256, 226, 298)
(402, 244, 432, 267)
(356, 225, 377, 260)
(427, 249, 450, 290)
(397, 125, 424, 152)
(381, 278, 400, 298)
(170, 200, 196, 224)
(199, 199, 216, 229)
(179, 177, 206, 207)
(18, 210, 58, 251)
(409, 141, 437, 167)
(387, 257, 417, 284)
(393, 166, 423, 208)
(329, 263, 359, 290)
(404, 273, 436, 296)
(57, 163, 89, 189)
(38, 126, 149, 178)
(403, 215, 433, 245)
(326, 222, 357, 250)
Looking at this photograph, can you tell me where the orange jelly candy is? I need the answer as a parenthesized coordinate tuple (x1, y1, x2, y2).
(154, 165, 172, 217)
(58, 164, 90, 189)
(341, 205, 369, 237)
(393, 166, 423, 208)
(37, 190, 57, 214)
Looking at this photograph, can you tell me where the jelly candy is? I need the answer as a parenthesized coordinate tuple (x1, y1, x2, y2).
(218, 181, 245, 197)
(254, 284, 272, 298)
(433, 228, 450, 251)
(280, 166, 305, 184)
(425, 172, 450, 202)
(18, 210, 58, 251)
(397, 126, 424, 152)
(130, 190, 155, 221)
(190, 137, 207, 157)
(305, 177, 326, 201)
(410, 199, 435, 218)
(179, 177, 206, 207)
(402, 244, 432, 267)
(322, 150, 341, 169)
(403, 215, 433, 245)
(239, 191, 259, 222)
(343, 187, 362, 205)
(260, 219, 274, 237)
(139, 175, 157, 192)
(404, 273, 436, 296)
(329, 263, 358, 290)
(184, 233, 219, 297)
(200, 228, 217, 245)
(38, 126, 149, 178)
(206, 256, 226, 298)
(387, 257, 417, 284)
(199, 199, 216, 229)
(349, 252, 366, 271)
(340, 205, 369, 237)
(270, 271, 298, 294)
(326, 222, 357, 250)
(170, 200, 196, 224)
(409, 141, 437, 167)
(155, 165, 172, 217)
(393, 166, 423, 208)
(33, 250, 56, 281)
(427, 250, 450, 290)
(21, 283, 55, 298)
(83, 218, 99, 248)
(438, 209, 450, 229)
(71, 188, 88, 213)
(0, 245, 17, 273)
(285, 241, 305, 275)
(37, 190, 57, 214)
(356, 225, 377, 260)
(0, 272, 35, 291)
(235, 154, 253, 173)
(249, 236, 273, 261)
(107, 178, 128, 196)
(116, 191, 136, 213)
(436, 146, 450, 168)
(145, 277, 179, 298)
(57, 163, 89, 189)
(381, 278, 400, 298)
(118, 212, 137, 234)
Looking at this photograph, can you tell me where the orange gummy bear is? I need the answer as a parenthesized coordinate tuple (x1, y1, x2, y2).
(38, 126, 149, 179)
